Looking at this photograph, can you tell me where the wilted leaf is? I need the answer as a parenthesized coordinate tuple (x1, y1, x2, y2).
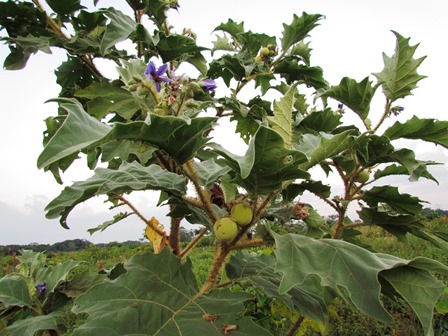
(145, 217, 168, 253)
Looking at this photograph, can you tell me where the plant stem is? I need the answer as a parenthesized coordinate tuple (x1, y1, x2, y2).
(197, 243, 229, 295)
(179, 227, 208, 259)
(116, 195, 166, 237)
(169, 208, 182, 257)
(285, 316, 305, 336)
(182, 160, 219, 223)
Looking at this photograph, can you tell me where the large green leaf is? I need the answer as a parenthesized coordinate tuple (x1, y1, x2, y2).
(281, 13, 323, 51)
(37, 98, 111, 169)
(274, 61, 328, 90)
(72, 249, 272, 336)
(317, 77, 379, 120)
(0, 275, 33, 308)
(45, 0, 84, 19)
(273, 233, 448, 334)
(378, 255, 448, 336)
(105, 115, 217, 164)
(226, 252, 328, 329)
(45, 162, 186, 228)
(384, 116, 448, 149)
(373, 31, 426, 101)
(0, 315, 58, 336)
(100, 8, 137, 55)
(267, 84, 297, 148)
(211, 125, 309, 194)
(296, 130, 355, 170)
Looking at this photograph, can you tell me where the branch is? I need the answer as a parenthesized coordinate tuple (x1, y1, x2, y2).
(116, 195, 165, 236)
(179, 227, 209, 259)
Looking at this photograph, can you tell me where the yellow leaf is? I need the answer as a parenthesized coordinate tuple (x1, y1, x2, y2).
(145, 217, 168, 253)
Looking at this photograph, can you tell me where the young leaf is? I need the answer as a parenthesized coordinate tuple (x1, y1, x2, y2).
(281, 13, 324, 51)
(267, 84, 297, 148)
(317, 77, 379, 120)
(373, 31, 426, 102)
(72, 249, 273, 336)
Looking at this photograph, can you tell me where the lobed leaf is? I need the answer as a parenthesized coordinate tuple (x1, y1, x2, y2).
(373, 31, 426, 101)
(363, 186, 425, 215)
(384, 116, 448, 149)
(281, 13, 324, 51)
(100, 8, 137, 55)
(317, 77, 379, 120)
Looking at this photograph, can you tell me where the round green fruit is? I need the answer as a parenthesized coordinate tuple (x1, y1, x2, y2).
(231, 203, 253, 226)
(355, 169, 370, 183)
(260, 47, 270, 56)
(213, 217, 239, 242)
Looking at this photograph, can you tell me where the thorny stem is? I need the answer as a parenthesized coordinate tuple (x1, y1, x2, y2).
(169, 208, 182, 256)
(180, 227, 209, 259)
(116, 195, 166, 237)
(197, 243, 229, 296)
(182, 160, 219, 223)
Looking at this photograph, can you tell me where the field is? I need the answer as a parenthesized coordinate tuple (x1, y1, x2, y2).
(1, 217, 448, 335)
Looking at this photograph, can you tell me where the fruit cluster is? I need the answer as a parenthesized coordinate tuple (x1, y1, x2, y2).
(213, 203, 253, 242)
(255, 44, 278, 63)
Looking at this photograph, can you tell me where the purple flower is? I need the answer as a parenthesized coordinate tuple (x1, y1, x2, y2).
(36, 282, 46, 294)
(144, 61, 172, 92)
(201, 79, 217, 92)
(337, 103, 344, 109)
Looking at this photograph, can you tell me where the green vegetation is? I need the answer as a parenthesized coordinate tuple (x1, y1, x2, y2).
(1, 0, 448, 335)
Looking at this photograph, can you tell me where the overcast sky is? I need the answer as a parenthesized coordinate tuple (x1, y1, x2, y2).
(1, 0, 447, 245)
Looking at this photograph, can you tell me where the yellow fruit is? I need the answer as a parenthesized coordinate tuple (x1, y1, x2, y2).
(231, 203, 253, 226)
(213, 217, 238, 242)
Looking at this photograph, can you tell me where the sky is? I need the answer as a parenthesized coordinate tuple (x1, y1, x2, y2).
(1, 0, 447, 245)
